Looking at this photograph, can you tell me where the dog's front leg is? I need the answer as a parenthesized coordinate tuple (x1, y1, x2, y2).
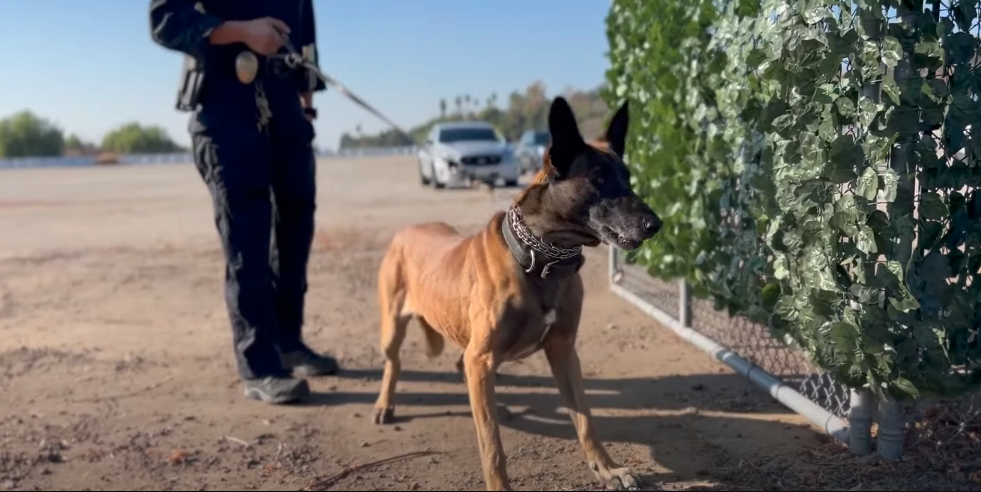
(545, 338, 641, 491)
(463, 343, 512, 491)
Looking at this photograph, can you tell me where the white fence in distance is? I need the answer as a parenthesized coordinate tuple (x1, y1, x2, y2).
(0, 146, 421, 170)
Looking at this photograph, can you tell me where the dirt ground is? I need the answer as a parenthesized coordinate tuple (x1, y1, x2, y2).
(0, 157, 825, 491)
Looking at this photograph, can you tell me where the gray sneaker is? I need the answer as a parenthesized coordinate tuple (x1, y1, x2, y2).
(243, 376, 311, 404)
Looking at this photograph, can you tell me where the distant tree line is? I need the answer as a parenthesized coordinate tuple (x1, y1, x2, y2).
(0, 110, 184, 158)
(337, 80, 610, 151)
(2, 80, 609, 158)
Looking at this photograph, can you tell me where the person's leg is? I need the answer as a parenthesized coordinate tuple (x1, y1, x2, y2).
(267, 93, 339, 377)
(190, 113, 313, 401)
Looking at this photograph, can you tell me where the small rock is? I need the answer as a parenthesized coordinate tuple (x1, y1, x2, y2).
(393, 426, 402, 431)
(3, 480, 17, 490)
(359, 442, 370, 448)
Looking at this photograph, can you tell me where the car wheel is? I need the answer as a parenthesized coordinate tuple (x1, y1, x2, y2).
(419, 161, 431, 185)
(430, 163, 445, 189)
(504, 179, 518, 188)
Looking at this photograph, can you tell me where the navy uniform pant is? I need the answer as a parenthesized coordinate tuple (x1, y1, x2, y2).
(189, 76, 317, 380)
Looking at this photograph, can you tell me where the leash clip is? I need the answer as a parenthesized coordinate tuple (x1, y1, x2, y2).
(541, 259, 559, 279)
(526, 249, 559, 279)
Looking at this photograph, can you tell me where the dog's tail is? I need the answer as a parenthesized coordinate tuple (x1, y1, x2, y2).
(418, 319, 445, 358)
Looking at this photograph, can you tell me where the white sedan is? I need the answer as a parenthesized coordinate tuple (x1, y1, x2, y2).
(416, 121, 520, 189)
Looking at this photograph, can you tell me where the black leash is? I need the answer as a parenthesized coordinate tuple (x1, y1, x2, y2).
(275, 36, 417, 145)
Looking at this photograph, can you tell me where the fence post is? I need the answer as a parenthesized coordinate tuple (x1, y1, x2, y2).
(848, 389, 874, 455)
(679, 280, 692, 328)
(876, 397, 905, 460)
(609, 245, 622, 284)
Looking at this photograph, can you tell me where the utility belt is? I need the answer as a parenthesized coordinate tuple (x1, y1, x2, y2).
(234, 50, 308, 85)
(175, 49, 311, 112)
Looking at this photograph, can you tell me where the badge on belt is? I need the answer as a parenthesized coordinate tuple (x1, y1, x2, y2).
(235, 51, 259, 84)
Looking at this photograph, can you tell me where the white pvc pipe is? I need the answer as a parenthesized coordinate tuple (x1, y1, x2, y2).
(611, 283, 851, 444)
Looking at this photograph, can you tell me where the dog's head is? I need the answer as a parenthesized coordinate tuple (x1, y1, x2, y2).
(521, 96, 660, 250)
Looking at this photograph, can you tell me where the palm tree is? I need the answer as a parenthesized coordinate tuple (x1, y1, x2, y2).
(439, 98, 447, 118)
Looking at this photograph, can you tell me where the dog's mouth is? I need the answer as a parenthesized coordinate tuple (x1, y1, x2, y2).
(597, 225, 645, 250)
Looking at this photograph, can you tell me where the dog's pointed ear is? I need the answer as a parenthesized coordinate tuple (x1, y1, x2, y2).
(605, 100, 629, 158)
(547, 96, 585, 176)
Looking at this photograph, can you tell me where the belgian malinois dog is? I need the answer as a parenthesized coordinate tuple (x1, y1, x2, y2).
(372, 96, 661, 490)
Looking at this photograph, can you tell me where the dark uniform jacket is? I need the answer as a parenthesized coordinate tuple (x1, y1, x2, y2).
(149, 0, 326, 112)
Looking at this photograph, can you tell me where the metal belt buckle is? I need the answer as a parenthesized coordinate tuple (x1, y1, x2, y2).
(235, 51, 259, 84)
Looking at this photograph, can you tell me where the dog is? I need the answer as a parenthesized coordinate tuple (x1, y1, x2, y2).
(371, 96, 661, 491)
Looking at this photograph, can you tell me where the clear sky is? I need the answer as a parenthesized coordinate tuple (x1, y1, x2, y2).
(0, 0, 613, 151)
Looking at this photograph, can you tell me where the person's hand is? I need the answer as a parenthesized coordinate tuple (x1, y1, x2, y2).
(237, 17, 290, 56)
(301, 92, 316, 122)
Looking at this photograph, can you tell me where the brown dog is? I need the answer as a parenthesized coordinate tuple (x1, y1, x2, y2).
(372, 96, 661, 491)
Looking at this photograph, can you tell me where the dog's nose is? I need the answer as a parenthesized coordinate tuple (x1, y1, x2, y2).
(644, 216, 662, 235)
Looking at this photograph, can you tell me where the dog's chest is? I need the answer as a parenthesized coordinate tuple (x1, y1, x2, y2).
(506, 308, 557, 361)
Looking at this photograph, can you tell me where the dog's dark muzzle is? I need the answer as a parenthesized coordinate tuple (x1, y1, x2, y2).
(595, 198, 661, 250)
(641, 213, 662, 237)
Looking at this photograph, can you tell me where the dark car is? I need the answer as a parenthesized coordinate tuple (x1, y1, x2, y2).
(513, 130, 550, 175)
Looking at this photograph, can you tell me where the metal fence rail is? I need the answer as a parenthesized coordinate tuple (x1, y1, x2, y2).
(609, 247, 852, 416)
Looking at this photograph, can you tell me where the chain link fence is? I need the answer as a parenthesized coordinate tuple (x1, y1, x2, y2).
(609, 248, 853, 418)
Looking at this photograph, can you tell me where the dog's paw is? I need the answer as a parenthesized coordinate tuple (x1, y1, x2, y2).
(589, 462, 642, 491)
(371, 405, 395, 425)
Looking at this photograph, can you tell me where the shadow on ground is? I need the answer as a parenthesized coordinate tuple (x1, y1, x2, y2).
(305, 368, 809, 489)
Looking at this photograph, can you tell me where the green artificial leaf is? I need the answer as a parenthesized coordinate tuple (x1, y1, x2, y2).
(835, 97, 856, 119)
(803, 6, 833, 25)
(878, 167, 898, 202)
(882, 76, 900, 106)
(888, 295, 921, 314)
(881, 36, 902, 68)
(914, 40, 944, 61)
(855, 224, 878, 254)
(920, 192, 948, 221)
(891, 377, 921, 400)
(772, 114, 794, 134)
(919, 221, 945, 251)
(828, 135, 864, 181)
(856, 166, 879, 200)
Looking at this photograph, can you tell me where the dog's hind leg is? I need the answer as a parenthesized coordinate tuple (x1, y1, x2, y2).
(372, 255, 410, 425)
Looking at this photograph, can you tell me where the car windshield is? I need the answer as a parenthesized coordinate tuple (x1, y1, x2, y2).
(439, 127, 499, 143)
(532, 131, 550, 146)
